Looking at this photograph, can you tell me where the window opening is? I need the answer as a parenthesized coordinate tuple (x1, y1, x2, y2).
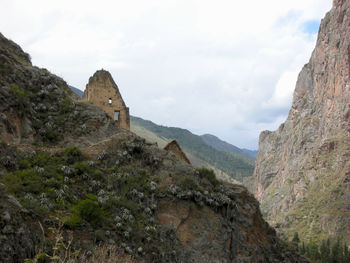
(108, 98, 112, 105)
(114, 111, 120, 121)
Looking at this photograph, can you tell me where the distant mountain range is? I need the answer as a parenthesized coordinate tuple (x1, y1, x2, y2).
(130, 116, 254, 182)
(200, 134, 257, 159)
(242, 148, 258, 158)
(68, 85, 83, 98)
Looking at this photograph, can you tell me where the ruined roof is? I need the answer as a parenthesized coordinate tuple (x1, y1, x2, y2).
(164, 139, 191, 165)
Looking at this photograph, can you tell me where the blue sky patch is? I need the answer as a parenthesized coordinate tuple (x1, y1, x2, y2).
(302, 20, 320, 34)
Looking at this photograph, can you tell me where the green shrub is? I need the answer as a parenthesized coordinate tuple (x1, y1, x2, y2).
(18, 159, 31, 169)
(177, 174, 199, 191)
(196, 168, 219, 187)
(67, 195, 105, 228)
(113, 167, 150, 195)
(64, 214, 83, 229)
(59, 98, 73, 114)
(104, 196, 138, 215)
(73, 161, 90, 175)
(10, 84, 25, 98)
(41, 128, 60, 143)
(63, 147, 84, 164)
(2, 169, 44, 195)
(10, 85, 32, 113)
(0, 60, 11, 75)
(29, 152, 59, 167)
(92, 169, 103, 180)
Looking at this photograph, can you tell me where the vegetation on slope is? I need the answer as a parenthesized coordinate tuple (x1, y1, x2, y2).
(131, 116, 254, 182)
(0, 140, 224, 262)
(200, 134, 255, 160)
(290, 233, 350, 263)
(0, 137, 300, 262)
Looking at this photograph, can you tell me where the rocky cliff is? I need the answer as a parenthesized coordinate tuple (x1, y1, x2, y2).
(0, 33, 308, 262)
(254, 0, 350, 243)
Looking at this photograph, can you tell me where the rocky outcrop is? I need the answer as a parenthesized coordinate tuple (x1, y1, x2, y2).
(0, 185, 42, 262)
(254, 0, 350, 242)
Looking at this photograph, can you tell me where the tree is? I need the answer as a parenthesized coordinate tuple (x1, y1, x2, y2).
(309, 240, 321, 261)
(331, 239, 341, 263)
(300, 242, 306, 255)
(320, 239, 330, 263)
(292, 232, 300, 245)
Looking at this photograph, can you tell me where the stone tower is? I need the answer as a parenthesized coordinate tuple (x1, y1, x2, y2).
(82, 70, 130, 130)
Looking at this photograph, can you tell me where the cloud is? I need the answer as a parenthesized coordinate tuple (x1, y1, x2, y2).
(263, 71, 299, 111)
(0, 0, 332, 149)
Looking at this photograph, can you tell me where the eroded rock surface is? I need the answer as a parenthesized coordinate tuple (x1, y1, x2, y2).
(254, 0, 350, 242)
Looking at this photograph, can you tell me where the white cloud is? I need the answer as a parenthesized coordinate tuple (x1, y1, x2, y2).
(263, 71, 299, 110)
(0, 0, 332, 149)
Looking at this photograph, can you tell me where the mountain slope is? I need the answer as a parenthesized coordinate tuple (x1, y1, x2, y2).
(254, 0, 350, 244)
(130, 118, 240, 184)
(0, 32, 307, 262)
(68, 85, 83, 98)
(242, 148, 258, 158)
(131, 116, 254, 182)
(201, 133, 255, 160)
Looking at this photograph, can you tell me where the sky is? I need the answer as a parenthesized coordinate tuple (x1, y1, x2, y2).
(0, 0, 332, 149)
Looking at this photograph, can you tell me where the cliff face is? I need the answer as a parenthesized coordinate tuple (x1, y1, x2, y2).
(255, 0, 350, 242)
(0, 33, 308, 262)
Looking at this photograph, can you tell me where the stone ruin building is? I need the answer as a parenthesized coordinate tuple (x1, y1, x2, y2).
(82, 70, 130, 130)
(82, 70, 191, 166)
(164, 140, 191, 165)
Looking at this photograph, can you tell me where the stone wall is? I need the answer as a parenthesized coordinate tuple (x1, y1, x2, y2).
(82, 70, 130, 130)
(164, 140, 191, 165)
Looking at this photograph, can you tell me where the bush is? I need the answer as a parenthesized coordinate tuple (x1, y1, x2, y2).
(41, 128, 60, 143)
(67, 195, 105, 228)
(73, 161, 90, 175)
(196, 168, 219, 187)
(10, 85, 32, 113)
(2, 169, 44, 195)
(63, 147, 84, 164)
(59, 98, 73, 114)
(114, 167, 150, 195)
(104, 196, 138, 215)
(177, 174, 199, 191)
(10, 84, 25, 98)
